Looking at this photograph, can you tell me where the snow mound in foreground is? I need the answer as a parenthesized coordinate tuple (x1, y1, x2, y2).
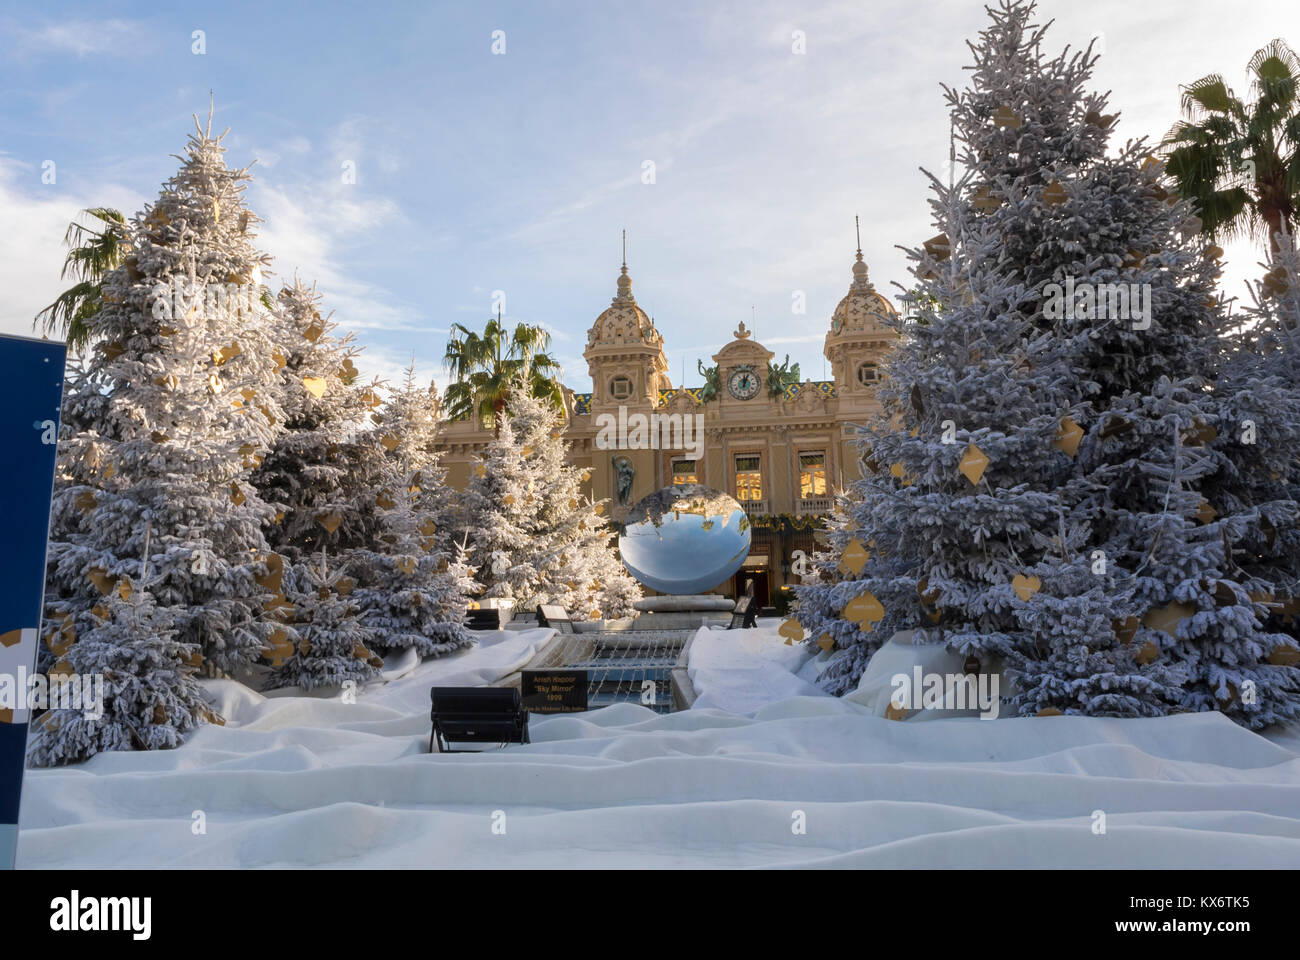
(18, 651, 1300, 868)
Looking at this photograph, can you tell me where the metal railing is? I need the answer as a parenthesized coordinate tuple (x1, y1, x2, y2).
(796, 496, 833, 516)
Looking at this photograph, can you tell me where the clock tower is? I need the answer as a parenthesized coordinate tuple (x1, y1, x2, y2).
(711, 321, 773, 408)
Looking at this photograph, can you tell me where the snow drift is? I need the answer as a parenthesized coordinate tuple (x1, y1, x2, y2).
(16, 626, 1300, 869)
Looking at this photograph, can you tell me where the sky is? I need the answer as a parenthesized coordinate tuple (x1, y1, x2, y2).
(0, 0, 1293, 393)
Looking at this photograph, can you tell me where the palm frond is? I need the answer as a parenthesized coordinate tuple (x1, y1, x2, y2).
(1181, 74, 1235, 116)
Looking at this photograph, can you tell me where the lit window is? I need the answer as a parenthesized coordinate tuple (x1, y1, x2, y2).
(856, 362, 877, 386)
(734, 455, 762, 501)
(799, 452, 826, 498)
(610, 376, 632, 400)
(671, 458, 697, 485)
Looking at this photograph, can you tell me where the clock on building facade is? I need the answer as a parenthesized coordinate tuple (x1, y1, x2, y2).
(727, 365, 761, 400)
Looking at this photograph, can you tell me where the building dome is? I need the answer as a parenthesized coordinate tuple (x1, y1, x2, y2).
(587, 262, 664, 348)
(829, 250, 897, 337)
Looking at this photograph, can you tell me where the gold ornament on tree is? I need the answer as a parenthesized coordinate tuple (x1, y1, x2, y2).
(993, 105, 1022, 128)
(839, 538, 870, 575)
(1143, 603, 1194, 637)
(301, 376, 328, 399)
(1011, 574, 1041, 602)
(254, 554, 284, 594)
(263, 627, 294, 668)
(778, 619, 804, 645)
(1054, 417, 1083, 457)
(959, 443, 989, 485)
(1042, 181, 1068, 205)
(843, 591, 884, 630)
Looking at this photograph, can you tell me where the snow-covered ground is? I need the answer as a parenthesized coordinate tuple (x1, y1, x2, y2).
(16, 625, 1300, 868)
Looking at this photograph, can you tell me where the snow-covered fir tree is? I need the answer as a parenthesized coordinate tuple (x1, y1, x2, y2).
(268, 553, 383, 690)
(43, 106, 288, 721)
(29, 574, 217, 767)
(253, 277, 387, 563)
(461, 385, 640, 619)
(351, 366, 476, 656)
(796, 0, 1300, 726)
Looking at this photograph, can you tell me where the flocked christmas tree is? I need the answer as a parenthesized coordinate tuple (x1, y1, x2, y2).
(795, 0, 1300, 726)
(253, 277, 387, 563)
(267, 551, 383, 690)
(461, 383, 641, 619)
(350, 365, 476, 656)
(40, 104, 288, 763)
(1206, 235, 1300, 660)
(29, 571, 217, 767)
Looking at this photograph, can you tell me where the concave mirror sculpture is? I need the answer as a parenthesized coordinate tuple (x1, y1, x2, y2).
(617, 483, 751, 594)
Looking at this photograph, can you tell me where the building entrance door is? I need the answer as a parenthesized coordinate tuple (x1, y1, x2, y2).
(735, 569, 770, 607)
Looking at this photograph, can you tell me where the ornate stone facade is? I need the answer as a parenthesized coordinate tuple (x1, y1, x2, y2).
(438, 242, 899, 604)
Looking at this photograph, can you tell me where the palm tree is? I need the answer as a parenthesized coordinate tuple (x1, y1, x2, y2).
(442, 310, 564, 435)
(1163, 39, 1300, 257)
(33, 207, 129, 352)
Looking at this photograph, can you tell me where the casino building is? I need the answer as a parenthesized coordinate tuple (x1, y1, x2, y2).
(437, 241, 900, 604)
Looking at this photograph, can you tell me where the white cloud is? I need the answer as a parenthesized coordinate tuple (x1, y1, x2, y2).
(11, 18, 148, 57)
(0, 155, 145, 343)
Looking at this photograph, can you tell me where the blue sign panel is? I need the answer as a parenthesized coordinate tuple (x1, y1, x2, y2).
(0, 334, 66, 869)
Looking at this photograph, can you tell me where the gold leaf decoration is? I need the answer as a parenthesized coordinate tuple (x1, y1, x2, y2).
(302, 376, 328, 399)
(778, 618, 804, 644)
(396, 556, 417, 574)
(817, 634, 835, 653)
(230, 484, 245, 506)
(318, 512, 342, 534)
(380, 433, 400, 452)
(1042, 180, 1068, 205)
